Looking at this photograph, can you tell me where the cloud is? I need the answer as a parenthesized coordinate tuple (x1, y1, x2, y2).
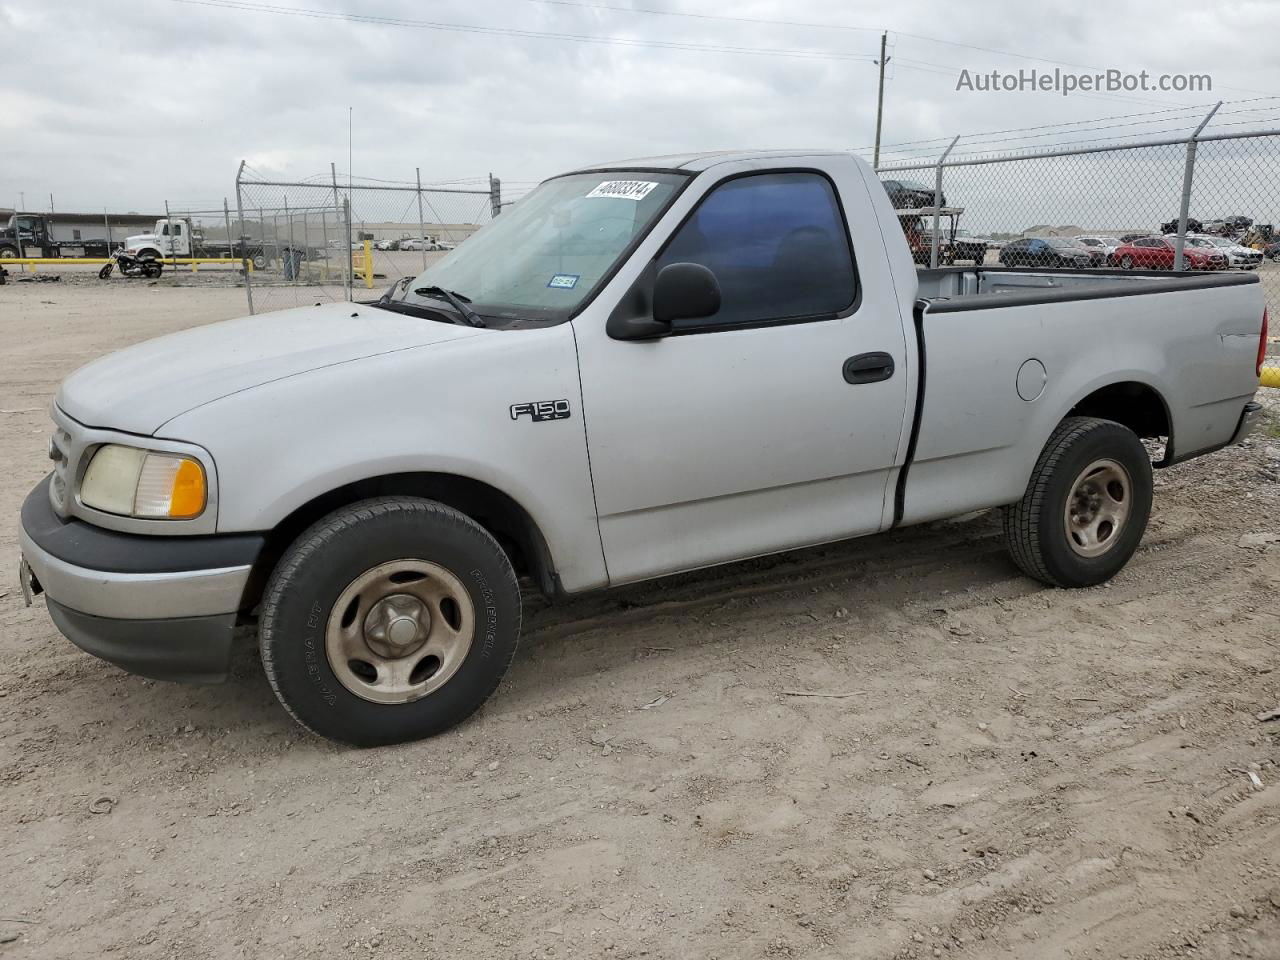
(2, 0, 1278, 214)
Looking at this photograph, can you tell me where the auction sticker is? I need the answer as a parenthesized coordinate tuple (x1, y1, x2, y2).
(586, 180, 659, 201)
(548, 274, 579, 289)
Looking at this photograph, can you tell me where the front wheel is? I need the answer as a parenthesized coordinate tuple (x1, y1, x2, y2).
(259, 497, 522, 746)
(1120, 255, 1134, 269)
(1003, 417, 1153, 588)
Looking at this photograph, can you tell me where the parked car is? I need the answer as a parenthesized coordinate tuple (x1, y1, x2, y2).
(399, 237, 425, 251)
(1159, 218, 1204, 236)
(999, 237, 1094, 268)
(1074, 236, 1118, 263)
(1110, 236, 1227, 270)
(1181, 234, 1263, 269)
(374, 239, 401, 251)
(1265, 240, 1280, 263)
(18, 149, 1266, 746)
(881, 178, 945, 209)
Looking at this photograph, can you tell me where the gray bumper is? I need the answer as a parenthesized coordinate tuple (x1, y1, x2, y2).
(1229, 400, 1264, 446)
(19, 522, 252, 620)
(46, 600, 240, 683)
(19, 475, 264, 683)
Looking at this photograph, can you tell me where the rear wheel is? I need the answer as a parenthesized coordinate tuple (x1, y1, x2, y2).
(1003, 417, 1152, 588)
(259, 497, 522, 746)
(252, 252, 268, 270)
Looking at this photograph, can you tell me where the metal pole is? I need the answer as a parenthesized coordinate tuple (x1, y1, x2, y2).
(320, 209, 330, 282)
(1173, 101, 1222, 272)
(164, 199, 176, 271)
(489, 173, 502, 218)
(873, 31, 889, 170)
(285, 194, 296, 285)
(332, 162, 352, 302)
(416, 167, 428, 271)
(344, 198, 354, 300)
(234, 161, 255, 314)
(222, 197, 233, 262)
(930, 136, 959, 269)
(301, 205, 311, 282)
(105, 209, 112, 255)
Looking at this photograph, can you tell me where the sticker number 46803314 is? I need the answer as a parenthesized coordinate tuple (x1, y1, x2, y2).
(510, 400, 571, 422)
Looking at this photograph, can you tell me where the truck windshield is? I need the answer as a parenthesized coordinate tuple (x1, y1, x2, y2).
(403, 170, 689, 322)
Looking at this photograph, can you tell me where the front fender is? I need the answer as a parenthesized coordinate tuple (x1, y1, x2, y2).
(159, 324, 608, 593)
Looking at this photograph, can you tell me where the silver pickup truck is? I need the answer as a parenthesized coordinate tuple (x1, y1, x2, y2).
(18, 150, 1267, 745)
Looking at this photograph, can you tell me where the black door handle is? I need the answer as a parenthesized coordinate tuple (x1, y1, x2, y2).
(843, 352, 895, 384)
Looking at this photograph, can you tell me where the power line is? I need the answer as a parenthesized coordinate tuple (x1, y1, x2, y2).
(518, 0, 1276, 98)
(163, 0, 879, 62)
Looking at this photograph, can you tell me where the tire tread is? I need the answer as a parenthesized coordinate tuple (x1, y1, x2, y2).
(1002, 416, 1121, 588)
(259, 496, 520, 745)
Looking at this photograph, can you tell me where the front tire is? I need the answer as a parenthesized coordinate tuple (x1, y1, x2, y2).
(259, 497, 521, 746)
(1003, 417, 1153, 588)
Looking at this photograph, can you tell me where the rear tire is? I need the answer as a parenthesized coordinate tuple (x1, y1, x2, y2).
(1003, 417, 1152, 588)
(259, 497, 522, 746)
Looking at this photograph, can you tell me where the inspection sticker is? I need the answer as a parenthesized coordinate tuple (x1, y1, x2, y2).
(585, 180, 659, 201)
(548, 274, 579, 289)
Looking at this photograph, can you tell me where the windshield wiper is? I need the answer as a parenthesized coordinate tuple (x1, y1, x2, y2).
(414, 286, 486, 328)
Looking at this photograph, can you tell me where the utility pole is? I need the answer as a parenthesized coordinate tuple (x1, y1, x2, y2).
(873, 31, 889, 170)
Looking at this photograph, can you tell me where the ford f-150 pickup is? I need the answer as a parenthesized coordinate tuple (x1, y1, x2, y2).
(18, 150, 1267, 745)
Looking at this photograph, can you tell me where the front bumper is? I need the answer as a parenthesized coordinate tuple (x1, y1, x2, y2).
(19, 476, 264, 682)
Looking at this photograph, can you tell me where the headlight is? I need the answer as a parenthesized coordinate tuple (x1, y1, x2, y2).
(80, 445, 207, 519)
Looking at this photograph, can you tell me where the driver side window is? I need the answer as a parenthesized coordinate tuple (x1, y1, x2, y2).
(655, 171, 858, 330)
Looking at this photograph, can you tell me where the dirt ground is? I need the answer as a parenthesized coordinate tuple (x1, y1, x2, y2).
(2, 278, 1280, 960)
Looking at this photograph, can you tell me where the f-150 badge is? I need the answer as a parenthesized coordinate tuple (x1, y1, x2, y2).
(510, 400, 571, 422)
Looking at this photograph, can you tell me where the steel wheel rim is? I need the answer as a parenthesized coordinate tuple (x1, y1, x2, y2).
(1064, 458, 1132, 558)
(324, 559, 475, 705)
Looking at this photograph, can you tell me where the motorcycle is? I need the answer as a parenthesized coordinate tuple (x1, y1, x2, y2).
(98, 250, 163, 280)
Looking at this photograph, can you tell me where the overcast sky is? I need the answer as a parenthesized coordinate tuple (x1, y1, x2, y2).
(3, 0, 1279, 215)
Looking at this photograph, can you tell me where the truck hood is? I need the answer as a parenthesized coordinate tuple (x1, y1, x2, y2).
(125, 233, 158, 247)
(57, 301, 479, 435)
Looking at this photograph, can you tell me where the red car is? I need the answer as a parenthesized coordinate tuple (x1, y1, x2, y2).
(1109, 236, 1228, 271)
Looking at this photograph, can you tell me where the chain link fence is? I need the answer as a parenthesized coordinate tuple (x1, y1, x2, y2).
(234, 166, 500, 315)
(875, 128, 1280, 388)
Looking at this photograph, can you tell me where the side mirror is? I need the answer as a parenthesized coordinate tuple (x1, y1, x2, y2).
(652, 262, 721, 326)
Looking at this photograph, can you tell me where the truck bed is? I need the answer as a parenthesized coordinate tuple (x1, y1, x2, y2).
(915, 265, 1257, 303)
(899, 266, 1263, 526)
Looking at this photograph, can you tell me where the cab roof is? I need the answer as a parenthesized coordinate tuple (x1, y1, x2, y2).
(568, 149, 856, 174)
